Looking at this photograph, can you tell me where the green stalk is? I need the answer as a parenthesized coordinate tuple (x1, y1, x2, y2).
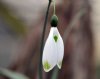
(53, 0, 56, 15)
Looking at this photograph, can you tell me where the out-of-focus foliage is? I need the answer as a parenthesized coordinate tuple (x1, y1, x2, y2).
(0, 2, 27, 36)
(0, 68, 29, 79)
(96, 65, 100, 79)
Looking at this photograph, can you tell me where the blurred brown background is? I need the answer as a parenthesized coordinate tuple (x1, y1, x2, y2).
(0, 0, 100, 79)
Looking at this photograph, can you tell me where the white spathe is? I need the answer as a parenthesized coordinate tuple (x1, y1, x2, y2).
(42, 27, 64, 72)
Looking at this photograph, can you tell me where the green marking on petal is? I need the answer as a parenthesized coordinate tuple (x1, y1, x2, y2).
(54, 35, 58, 42)
(43, 61, 51, 70)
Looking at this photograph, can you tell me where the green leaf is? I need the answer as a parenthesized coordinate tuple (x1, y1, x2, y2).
(0, 68, 29, 79)
(0, 2, 27, 36)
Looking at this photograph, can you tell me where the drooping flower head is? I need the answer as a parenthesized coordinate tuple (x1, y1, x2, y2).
(42, 15, 64, 72)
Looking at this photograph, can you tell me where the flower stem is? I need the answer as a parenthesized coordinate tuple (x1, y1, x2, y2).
(38, 0, 51, 79)
(53, 0, 56, 15)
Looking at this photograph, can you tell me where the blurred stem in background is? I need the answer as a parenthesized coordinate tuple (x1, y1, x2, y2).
(0, 2, 27, 36)
(38, 0, 51, 79)
(51, 68, 59, 79)
(96, 65, 100, 79)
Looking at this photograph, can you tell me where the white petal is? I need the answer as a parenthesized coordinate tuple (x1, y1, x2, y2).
(54, 28, 64, 69)
(42, 27, 58, 72)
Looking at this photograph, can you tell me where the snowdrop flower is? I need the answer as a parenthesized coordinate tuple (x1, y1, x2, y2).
(42, 15, 64, 72)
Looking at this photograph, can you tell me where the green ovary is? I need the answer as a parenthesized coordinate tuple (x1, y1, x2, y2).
(43, 61, 51, 70)
(54, 35, 58, 42)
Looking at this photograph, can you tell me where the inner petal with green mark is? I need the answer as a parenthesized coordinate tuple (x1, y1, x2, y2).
(53, 35, 58, 42)
(43, 61, 51, 70)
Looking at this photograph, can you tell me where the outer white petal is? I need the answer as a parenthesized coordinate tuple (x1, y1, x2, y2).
(53, 28, 64, 69)
(42, 27, 57, 72)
